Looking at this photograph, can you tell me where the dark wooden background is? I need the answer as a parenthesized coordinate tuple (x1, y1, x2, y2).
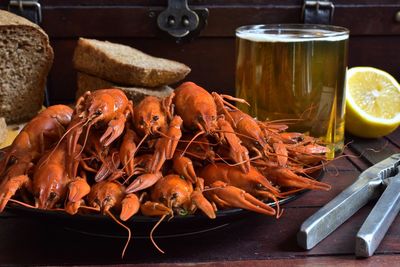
(0, 0, 400, 104)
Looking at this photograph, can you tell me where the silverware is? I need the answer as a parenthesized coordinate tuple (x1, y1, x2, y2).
(297, 153, 400, 257)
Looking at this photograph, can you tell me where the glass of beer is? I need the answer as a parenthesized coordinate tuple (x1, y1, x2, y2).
(235, 24, 349, 157)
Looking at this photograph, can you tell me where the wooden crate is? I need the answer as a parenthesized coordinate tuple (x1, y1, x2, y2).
(1, 0, 400, 104)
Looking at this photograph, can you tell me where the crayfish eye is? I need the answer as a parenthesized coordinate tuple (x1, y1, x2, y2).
(256, 183, 264, 189)
(139, 119, 145, 126)
(9, 156, 17, 164)
(105, 196, 112, 203)
(152, 115, 159, 121)
(48, 192, 57, 201)
(197, 115, 203, 121)
(95, 110, 102, 116)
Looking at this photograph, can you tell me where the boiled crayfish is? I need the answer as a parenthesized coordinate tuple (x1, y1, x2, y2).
(0, 83, 332, 257)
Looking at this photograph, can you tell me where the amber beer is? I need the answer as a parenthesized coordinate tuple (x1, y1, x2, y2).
(235, 24, 349, 155)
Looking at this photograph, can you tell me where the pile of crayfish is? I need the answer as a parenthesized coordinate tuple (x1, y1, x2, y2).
(0, 81, 331, 255)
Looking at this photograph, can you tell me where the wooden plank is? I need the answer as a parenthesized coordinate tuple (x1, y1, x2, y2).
(4, 1, 400, 37)
(35, 6, 400, 38)
(1, 0, 303, 6)
(3, 0, 399, 6)
(386, 129, 400, 148)
(343, 146, 370, 172)
(284, 170, 360, 208)
(48, 36, 400, 104)
(129, 255, 400, 267)
(0, 204, 399, 265)
(347, 134, 398, 165)
(349, 36, 400, 85)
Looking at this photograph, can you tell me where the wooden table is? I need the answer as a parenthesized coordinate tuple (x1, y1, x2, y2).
(0, 129, 399, 266)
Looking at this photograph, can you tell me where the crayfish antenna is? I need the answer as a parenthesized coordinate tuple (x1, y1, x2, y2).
(76, 119, 96, 159)
(105, 210, 132, 259)
(180, 130, 204, 157)
(38, 119, 86, 170)
(150, 214, 167, 254)
(7, 198, 36, 209)
(120, 132, 149, 175)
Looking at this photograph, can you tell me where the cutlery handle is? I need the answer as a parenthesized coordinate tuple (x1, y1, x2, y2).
(356, 175, 400, 257)
(297, 178, 380, 250)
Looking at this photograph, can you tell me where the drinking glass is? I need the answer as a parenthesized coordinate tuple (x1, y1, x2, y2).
(235, 24, 349, 157)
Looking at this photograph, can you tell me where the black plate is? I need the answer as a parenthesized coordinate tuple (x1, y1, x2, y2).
(5, 169, 321, 239)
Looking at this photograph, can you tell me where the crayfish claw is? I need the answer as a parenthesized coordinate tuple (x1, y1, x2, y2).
(0, 175, 30, 212)
(125, 172, 162, 193)
(206, 181, 276, 217)
(120, 193, 140, 221)
(65, 199, 85, 215)
(172, 156, 197, 184)
(263, 167, 331, 192)
(191, 190, 216, 219)
(100, 114, 126, 147)
(140, 201, 172, 217)
(68, 177, 91, 203)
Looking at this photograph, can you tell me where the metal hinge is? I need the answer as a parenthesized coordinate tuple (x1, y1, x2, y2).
(302, 0, 334, 25)
(8, 0, 42, 24)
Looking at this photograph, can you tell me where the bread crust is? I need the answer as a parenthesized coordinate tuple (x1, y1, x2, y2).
(73, 38, 190, 87)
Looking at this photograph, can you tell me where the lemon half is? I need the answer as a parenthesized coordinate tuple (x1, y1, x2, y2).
(345, 67, 400, 138)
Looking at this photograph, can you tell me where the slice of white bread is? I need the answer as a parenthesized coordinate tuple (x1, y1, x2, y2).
(0, 10, 53, 123)
(76, 72, 174, 105)
(73, 38, 191, 87)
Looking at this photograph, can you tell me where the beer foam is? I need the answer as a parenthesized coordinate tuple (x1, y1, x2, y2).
(237, 31, 348, 42)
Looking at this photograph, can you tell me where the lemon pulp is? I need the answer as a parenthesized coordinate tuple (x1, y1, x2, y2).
(345, 67, 400, 138)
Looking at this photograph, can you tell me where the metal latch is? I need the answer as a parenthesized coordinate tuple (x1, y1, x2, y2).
(157, 0, 208, 39)
(302, 0, 334, 25)
(8, 0, 42, 24)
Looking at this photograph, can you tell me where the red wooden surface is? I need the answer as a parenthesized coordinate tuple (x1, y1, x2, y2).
(0, 129, 398, 265)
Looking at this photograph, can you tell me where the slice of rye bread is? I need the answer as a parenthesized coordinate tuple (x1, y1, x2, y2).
(73, 38, 191, 87)
(0, 10, 53, 123)
(76, 72, 174, 105)
(0, 117, 7, 145)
